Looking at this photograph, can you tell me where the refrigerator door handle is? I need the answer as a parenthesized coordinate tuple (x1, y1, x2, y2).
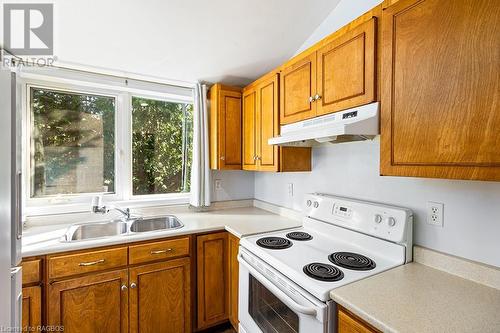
(15, 171, 22, 240)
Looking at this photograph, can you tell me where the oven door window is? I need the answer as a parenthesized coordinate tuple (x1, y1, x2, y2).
(249, 274, 299, 333)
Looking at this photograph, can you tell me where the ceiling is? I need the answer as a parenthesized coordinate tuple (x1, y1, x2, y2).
(44, 0, 340, 86)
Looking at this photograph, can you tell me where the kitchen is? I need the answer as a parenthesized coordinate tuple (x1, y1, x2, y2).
(1, 0, 499, 332)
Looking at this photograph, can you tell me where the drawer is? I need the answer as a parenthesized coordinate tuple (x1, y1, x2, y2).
(129, 237, 190, 265)
(48, 247, 128, 279)
(22, 259, 42, 285)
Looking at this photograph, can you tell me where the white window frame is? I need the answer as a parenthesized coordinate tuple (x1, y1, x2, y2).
(22, 76, 194, 216)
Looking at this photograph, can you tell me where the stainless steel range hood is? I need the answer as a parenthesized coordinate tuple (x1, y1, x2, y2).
(268, 102, 379, 147)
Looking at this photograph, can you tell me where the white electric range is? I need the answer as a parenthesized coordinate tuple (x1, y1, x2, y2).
(238, 193, 413, 333)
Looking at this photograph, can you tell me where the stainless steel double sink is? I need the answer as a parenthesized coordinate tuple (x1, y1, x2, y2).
(60, 216, 184, 242)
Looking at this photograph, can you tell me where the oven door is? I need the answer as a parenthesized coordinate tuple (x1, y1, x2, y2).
(238, 248, 331, 333)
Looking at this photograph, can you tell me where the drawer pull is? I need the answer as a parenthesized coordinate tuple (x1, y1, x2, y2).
(78, 259, 105, 267)
(150, 249, 173, 255)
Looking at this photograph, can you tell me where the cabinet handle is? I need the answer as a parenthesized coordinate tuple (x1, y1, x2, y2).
(130, 283, 137, 289)
(78, 259, 105, 267)
(121, 284, 128, 291)
(150, 249, 173, 255)
(256, 156, 261, 160)
(314, 94, 322, 101)
(308, 96, 314, 102)
(220, 156, 225, 161)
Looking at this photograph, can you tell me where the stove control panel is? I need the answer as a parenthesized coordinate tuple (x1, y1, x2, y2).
(333, 204, 352, 218)
(304, 193, 413, 244)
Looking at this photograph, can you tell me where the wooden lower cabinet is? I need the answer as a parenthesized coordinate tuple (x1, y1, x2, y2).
(48, 269, 129, 333)
(196, 232, 229, 330)
(228, 233, 240, 330)
(338, 306, 380, 333)
(22, 286, 42, 332)
(129, 258, 191, 333)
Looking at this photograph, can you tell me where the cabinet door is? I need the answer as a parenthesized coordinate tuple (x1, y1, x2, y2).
(219, 89, 242, 169)
(242, 88, 257, 170)
(48, 270, 128, 333)
(129, 258, 191, 333)
(380, 0, 500, 181)
(317, 18, 376, 116)
(257, 74, 279, 171)
(228, 234, 240, 329)
(338, 307, 379, 333)
(280, 53, 317, 124)
(196, 232, 228, 329)
(22, 286, 41, 332)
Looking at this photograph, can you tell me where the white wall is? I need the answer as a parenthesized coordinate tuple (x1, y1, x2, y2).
(211, 170, 254, 202)
(253, 0, 500, 268)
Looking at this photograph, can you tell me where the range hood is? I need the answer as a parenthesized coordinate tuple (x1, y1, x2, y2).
(268, 102, 379, 147)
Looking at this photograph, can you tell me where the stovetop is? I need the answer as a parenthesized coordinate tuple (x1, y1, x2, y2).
(239, 193, 413, 302)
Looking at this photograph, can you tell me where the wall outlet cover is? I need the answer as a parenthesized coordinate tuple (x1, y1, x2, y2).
(427, 201, 444, 227)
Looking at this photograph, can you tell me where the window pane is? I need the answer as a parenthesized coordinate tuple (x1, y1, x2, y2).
(30, 88, 115, 198)
(132, 97, 193, 195)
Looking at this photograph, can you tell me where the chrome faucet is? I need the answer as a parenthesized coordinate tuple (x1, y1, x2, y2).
(91, 196, 131, 220)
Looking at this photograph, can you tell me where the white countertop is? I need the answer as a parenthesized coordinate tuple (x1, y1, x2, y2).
(330, 263, 500, 333)
(23, 206, 302, 257)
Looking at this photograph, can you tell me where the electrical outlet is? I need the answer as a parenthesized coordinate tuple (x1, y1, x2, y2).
(427, 202, 444, 227)
(214, 179, 222, 190)
(287, 183, 294, 197)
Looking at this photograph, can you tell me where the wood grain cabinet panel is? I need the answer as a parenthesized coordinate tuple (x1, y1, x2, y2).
(128, 237, 190, 265)
(129, 258, 191, 333)
(280, 53, 317, 124)
(243, 73, 312, 172)
(48, 247, 128, 279)
(228, 233, 239, 330)
(22, 286, 42, 332)
(338, 306, 380, 333)
(48, 269, 129, 333)
(317, 18, 376, 116)
(381, 0, 500, 181)
(210, 84, 242, 170)
(22, 259, 41, 285)
(196, 232, 229, 330)
(242, 89, 258, 170)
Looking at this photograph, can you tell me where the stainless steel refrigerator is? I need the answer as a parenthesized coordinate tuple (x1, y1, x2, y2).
(0, 68, 23, 329)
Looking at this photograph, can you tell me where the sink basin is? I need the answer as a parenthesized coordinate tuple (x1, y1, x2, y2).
(62, 220, 128, 242)
(130, 216, 184, 233)
(60, 215, 184, 242)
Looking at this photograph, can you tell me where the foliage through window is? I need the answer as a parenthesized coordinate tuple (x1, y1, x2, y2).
(132, 97, 193, 195)
(30, 88, 115, 198)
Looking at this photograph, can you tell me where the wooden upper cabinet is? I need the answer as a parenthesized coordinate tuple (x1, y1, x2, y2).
(316, 18, 376, 116)
(243, 73, 312, 172)
(258, 74, 280, 170)
(380, 0, 500, 181)
(129, 258, 191, 333)
(242, 88, 257, 170)
(209, 84, 242, 170)
(280, 53, 317, 124)
(48, 269, 129, 333)
(196, 232, 229, 330)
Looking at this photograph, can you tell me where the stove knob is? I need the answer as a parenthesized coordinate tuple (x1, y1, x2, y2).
(374, 214, 382, 223)
(313, 201, 319, 208)
(388, 217, 396, 227)
(306, 200, 312, 207)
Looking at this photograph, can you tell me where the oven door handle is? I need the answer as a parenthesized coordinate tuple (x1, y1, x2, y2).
(238, 253, 317, 316)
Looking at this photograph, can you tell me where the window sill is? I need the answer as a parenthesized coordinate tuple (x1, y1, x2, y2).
(24, 194, 191, 217)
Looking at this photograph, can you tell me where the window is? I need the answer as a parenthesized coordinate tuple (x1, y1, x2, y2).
(132, 97, 193, 195)
(30, 87, 116, 198)
(25, 79, 194, 212)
